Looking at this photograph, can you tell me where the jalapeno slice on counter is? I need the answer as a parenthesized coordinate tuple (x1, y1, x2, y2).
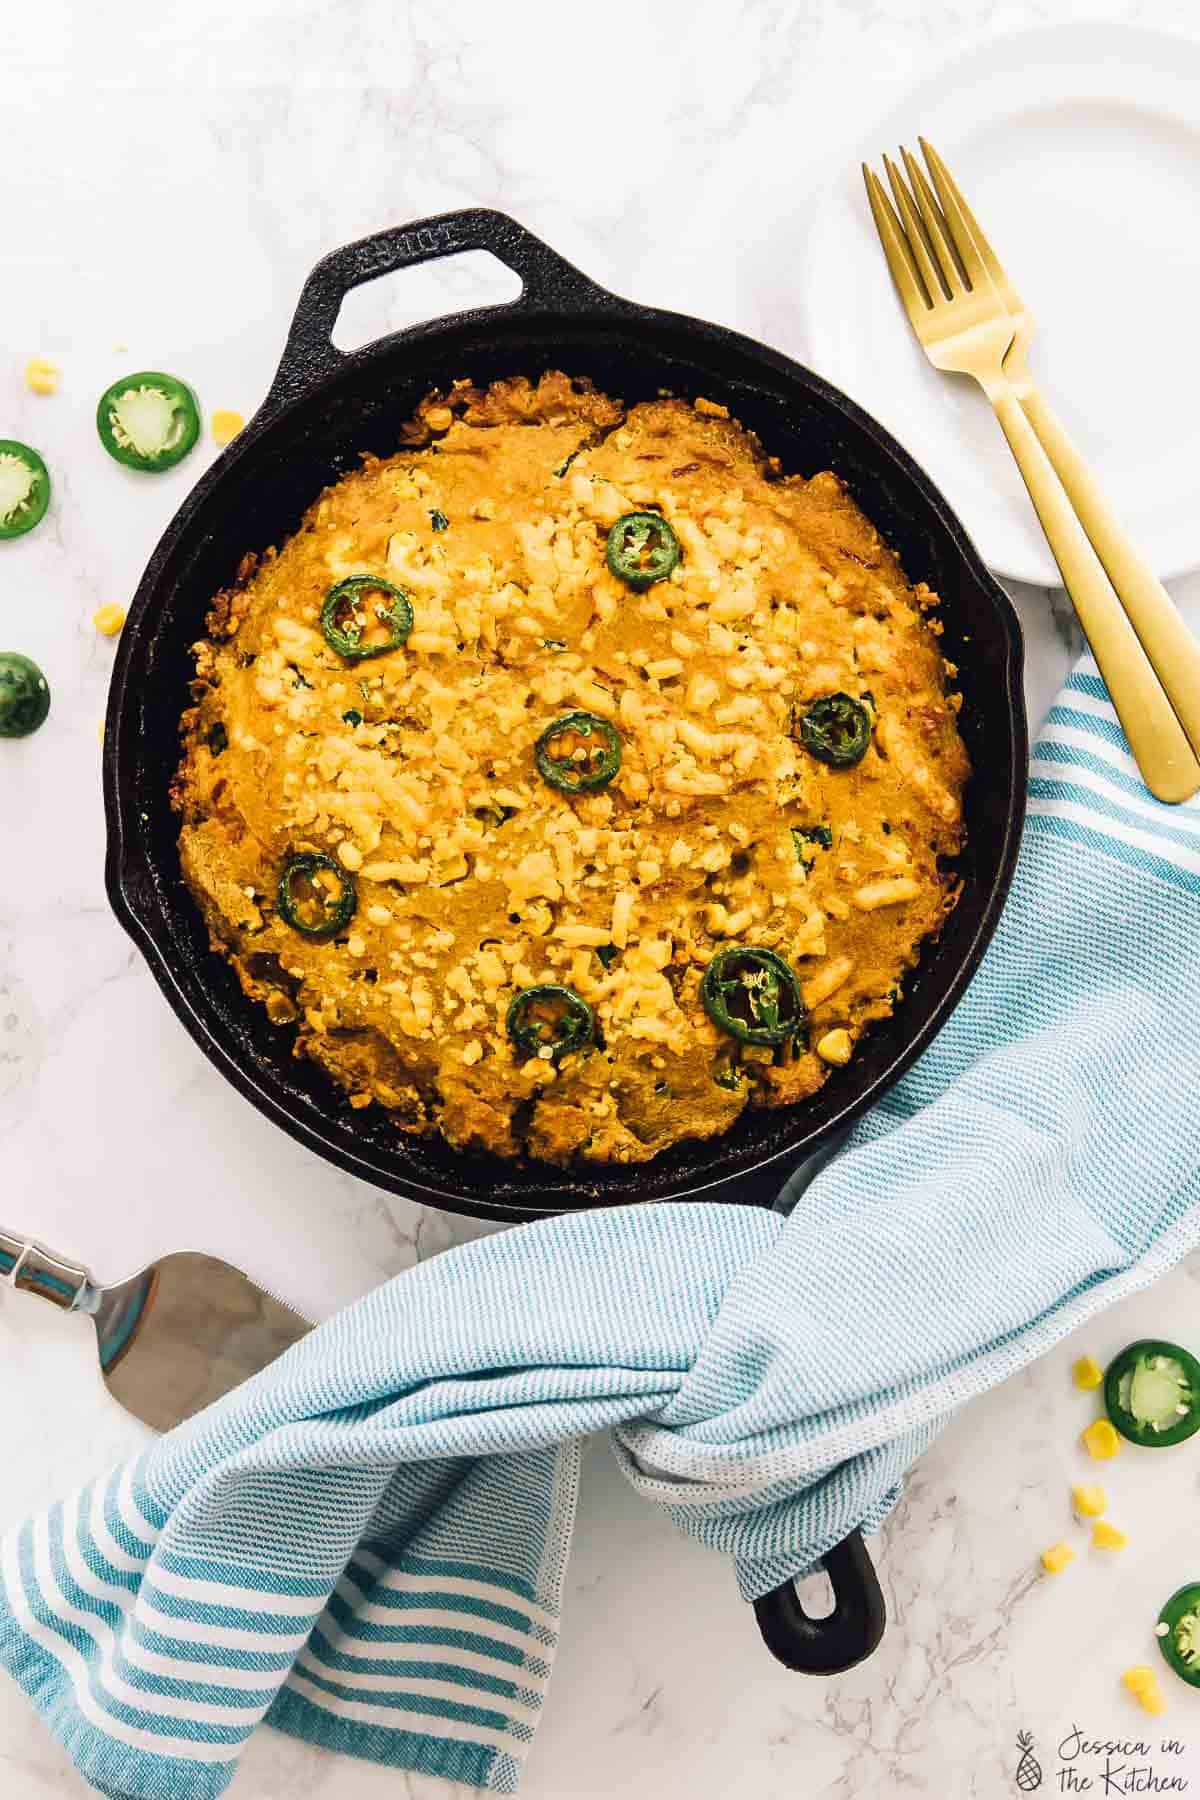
(321, 576, 414, 662)
(534, 710, 621, 793)
(0, 441, 50, 540)
(277, 852, 357, 939)
(507, 984, 594, 1062)
(605, 511, 681, 590)
(1104, 1340, 1200, 1447)
(96, 372, 200, 472)
(1157, 1585, 1200, 1687)
(700, 945, 805, 1047)
(0, 652, 50, 737)
(796, 693, 872, 768)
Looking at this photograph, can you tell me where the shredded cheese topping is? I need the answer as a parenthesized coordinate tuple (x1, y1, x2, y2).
(175, 374, 968, 1167)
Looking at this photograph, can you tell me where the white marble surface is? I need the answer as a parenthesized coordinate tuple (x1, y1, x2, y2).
(3, 1, 1200, 1794)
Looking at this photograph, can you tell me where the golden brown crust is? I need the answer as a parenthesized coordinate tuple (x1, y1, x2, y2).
(174, 373, 969, 1165)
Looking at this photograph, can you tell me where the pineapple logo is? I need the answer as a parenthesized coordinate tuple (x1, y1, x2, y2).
(1014, 1731, 1042, 1791)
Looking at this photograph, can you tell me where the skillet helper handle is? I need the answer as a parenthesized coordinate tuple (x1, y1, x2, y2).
(753, 1529, 885, 1675)
(265, 207, 618, 413)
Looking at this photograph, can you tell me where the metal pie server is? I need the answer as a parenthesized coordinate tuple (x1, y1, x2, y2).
(0, 1227, 311, 1432)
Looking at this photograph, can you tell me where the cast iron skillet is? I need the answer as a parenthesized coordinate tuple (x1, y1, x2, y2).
(102, 209, 1027, 1679)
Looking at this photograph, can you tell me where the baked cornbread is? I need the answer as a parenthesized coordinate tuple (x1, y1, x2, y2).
(174, 373, 969, 1165)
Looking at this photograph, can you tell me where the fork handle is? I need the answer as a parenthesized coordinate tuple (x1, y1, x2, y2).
(987, 382, 1200, 803)
(1018, 383, 1200, 764)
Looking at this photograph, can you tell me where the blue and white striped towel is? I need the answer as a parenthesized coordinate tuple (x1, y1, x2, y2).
(3, 653, 1199, 1798)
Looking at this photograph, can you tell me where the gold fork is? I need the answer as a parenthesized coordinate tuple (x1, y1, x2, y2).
(863, 145, 1200, 805)
(919, 139, 1200, 771)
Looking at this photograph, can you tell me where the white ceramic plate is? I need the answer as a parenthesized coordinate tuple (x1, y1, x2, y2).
(800, 24, 1200, 587)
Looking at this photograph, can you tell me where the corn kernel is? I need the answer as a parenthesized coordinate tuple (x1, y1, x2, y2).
(1072, 1483, 1107, 1519)
(93, 603, 127, 638)
(211, 408, 244, 446)
(425, 406, 453, 432)
(1040, 1541, 1075, 1575)
(1082, 1419, 1121, 1460)
(24, 356, 59, 395)
(1092, 1520, 1127, 1551)
(1073, 1355, 1104, 1390)
(816, 1028, 853, 1066)
(1122, 1668, 1167, 1715)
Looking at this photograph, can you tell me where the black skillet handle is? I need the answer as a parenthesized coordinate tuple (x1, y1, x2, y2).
(753, 1529, 885, 1675)
(263, 208, 621, 416)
